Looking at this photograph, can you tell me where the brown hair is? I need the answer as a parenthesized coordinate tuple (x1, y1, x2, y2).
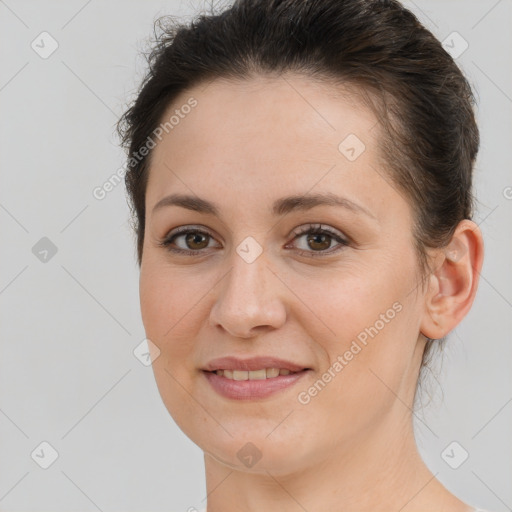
(117, 0, 480, 372)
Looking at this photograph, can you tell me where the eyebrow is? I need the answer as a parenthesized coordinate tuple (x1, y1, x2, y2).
(151, 192, 376, 220)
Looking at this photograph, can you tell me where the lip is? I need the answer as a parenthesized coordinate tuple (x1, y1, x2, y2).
(203, 356, 309, 373)
(202, 356, 311, 400)
(203, 370, 310, 400)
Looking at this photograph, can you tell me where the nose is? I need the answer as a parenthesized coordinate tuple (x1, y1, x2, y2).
(208, 251, 287, 339)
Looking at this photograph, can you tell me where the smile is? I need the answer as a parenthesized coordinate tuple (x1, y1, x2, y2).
(203, 368, 310, 400)
(213, 368, 299, 380)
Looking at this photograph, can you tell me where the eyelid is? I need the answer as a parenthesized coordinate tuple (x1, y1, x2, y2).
(290, 223, 347, 241)
(162, 223, 347, 241)
(163, 224, 218, 241)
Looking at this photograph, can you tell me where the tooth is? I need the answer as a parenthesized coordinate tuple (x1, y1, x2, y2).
(233, 370, 249, 381)
(220, 368, 296, 380)
(266, 368, 280, 378)
(248, 369, 267, 380)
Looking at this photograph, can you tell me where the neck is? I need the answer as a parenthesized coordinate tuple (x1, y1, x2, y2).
(202, 409, 471, 512)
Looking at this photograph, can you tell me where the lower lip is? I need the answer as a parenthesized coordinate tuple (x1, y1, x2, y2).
(203, 370, 309, 400)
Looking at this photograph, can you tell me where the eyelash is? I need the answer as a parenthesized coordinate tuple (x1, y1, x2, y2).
(158, 223, 350, 258)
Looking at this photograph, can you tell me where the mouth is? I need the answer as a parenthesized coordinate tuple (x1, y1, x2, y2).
(206, 368, 305, 380)
(201, 357, 312, 400)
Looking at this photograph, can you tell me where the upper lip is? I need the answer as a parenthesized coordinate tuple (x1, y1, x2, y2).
(203, 356, 309, 372)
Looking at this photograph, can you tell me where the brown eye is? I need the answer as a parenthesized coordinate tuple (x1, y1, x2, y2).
(159, 223, 349, 258)
(159, 226, 219, 255)
(290, 224, 349, 257)
(305, 232, 332, 251)
(183, 232, 210, 250)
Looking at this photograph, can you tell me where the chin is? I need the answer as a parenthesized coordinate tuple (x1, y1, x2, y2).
(195, 422, 313, 476)
(204, 441, 306, 475)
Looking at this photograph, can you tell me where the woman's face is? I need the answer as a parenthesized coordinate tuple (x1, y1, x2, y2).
(139, 74, 430, 475)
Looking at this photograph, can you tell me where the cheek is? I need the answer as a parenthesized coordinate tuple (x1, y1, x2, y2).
(140, 261, 195, 331)
(139, 267, 206, 427)
(290, 263, 402, 351)
(139, 266, 202, 364)
(139, 270, 169, 339)
(292, 262, 418, 411)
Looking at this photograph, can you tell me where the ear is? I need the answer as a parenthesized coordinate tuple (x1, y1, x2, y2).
(420, 219, 484, 340)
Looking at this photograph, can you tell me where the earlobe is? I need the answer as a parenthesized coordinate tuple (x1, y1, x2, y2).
(420, 220, 484, 340)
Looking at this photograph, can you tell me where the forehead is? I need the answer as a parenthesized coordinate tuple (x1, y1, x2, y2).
(145, 74, 402, 223)
(156, 74, 376, 149)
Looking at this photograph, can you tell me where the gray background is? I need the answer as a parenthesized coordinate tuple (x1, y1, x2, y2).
(0, 0, 511, 511)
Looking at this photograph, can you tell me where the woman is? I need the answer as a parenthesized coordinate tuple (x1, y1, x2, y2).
(117, 0, 489, 510)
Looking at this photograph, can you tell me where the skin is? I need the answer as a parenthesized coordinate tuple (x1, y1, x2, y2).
(139, 73, 484, 512)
